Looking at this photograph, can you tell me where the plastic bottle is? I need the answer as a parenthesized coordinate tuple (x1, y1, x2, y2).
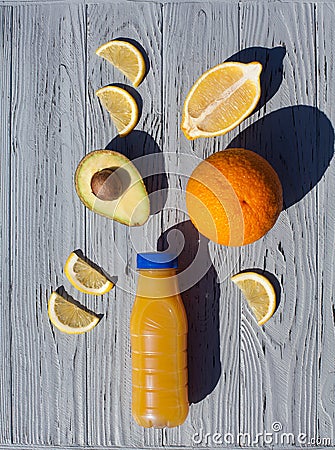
(130, 252, 189, 428)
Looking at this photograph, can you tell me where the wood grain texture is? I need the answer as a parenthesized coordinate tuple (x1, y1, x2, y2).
(1, 1, 335, 449)
(0, 6, 12, 445)
(316, 3, 335, 446)
(161, 3, 242, 447)
(235, 2, 320, 445)
(85, 2, 164, 447)
(10, 4, 87, 445)
(1, 0, 334, 5)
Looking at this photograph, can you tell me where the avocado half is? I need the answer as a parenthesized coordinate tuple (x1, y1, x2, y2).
(75, 150, 150, 226)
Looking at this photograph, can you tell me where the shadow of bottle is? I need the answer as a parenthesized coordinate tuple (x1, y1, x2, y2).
(106, 130, 168, 215)
(158, 220, 221, 404)
(226, 46, 286, 113)
(228, 105, 334, 209)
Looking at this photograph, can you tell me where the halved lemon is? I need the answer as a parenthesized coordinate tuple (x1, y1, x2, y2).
(96, 40, 146, 87)
(96, 86, 138, 136)
(64, 252, 114, 295)
(231, 271, 276, 325)
(48, 291, 100, 334)
(181, 61, 262, 140)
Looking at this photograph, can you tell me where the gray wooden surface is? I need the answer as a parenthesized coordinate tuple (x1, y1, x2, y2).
(1, 1, 335, 449)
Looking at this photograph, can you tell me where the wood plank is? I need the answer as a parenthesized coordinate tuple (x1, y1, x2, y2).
(161, 2, 241, 446)
(316, 3, 335, 446)
(3, 1, 333, 448)
(85, 3, 164, 447)
(0, 0, 331, 5)
(0, 6, 12, 445)
(233, 2, 319, 444)
(10, 4, 87, 445)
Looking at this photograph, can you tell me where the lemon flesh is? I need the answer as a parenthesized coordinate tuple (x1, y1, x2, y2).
(48, 292, 100, 334)
(64, 252, 114, 295)
(96, 40, 146, 87)
(231, 271, 276, 325)
(181, 61, 262, 139)
(96, 86, 138, 136)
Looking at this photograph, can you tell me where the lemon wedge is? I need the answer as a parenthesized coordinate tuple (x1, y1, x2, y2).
(96, 40, 146, 87)
(181, 61, 262, 139)
(48, 291, 100, 334)
(64, 252, 114, 295)
(96, 86, 138, 136)
(231, 271, 276, 325)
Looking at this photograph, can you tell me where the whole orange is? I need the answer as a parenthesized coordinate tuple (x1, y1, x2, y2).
(186, 148, 283, 246)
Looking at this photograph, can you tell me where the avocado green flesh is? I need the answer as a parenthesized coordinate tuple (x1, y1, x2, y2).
(75, 150, 150, 226)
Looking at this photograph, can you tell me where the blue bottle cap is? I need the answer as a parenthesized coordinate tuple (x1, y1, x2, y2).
(137, 252, 178, 269)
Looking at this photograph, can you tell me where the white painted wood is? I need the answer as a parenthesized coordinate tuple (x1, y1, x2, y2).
(161, 2, 242, 447)
(10, 4, 87, 445)
(236, 2, 320, 445)
(1, 1, 335, 449)
(316, 3, 335, 445)
(0, 0, 332, 5)
(85, 2, 164, 447)
(0, 6, 13, 445)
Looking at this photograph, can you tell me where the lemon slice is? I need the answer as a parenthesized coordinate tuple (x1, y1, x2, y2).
(181, 61, 262, 140)
(96, 86, 138, 136)
(64, 252, 114, 295)
(231, 271, 276, 325)
(96, 40, 146, 88)
(48, 292, 100, 334)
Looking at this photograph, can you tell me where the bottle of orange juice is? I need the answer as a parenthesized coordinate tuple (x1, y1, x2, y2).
(130, 252, 189, 428)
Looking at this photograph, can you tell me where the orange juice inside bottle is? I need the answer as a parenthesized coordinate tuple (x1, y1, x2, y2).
(130, 252, 189, 428)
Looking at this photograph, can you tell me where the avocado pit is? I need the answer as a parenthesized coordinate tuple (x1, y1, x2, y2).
(91, 168, 123, 201)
